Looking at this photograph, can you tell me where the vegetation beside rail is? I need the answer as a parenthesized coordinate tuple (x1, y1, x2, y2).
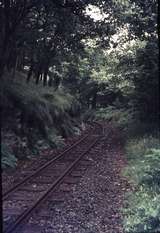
(94, 106, 160, 232)
(123, 136, 160, 233)
(1, 76, 82, 168)
(1, 1, 159, 232)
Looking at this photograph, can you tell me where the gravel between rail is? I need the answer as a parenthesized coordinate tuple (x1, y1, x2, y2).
(2, 122, 131, 233)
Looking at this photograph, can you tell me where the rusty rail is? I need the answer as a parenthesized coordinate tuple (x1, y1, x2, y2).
(3, 134, 89, 199)
(4, 137, 100, 233)
(3, 122, 103, 233)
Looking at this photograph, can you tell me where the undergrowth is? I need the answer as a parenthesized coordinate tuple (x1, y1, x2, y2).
(94, 106, 160, 233)
(1, 73, 82, 169)
(94, 106, 157, 138)
(123, 137, 160, 233)
(1, 144, 18, 169)
(94, 106, 137, 130)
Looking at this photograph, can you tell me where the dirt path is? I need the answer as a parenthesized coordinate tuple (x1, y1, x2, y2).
(3, 123, 130, 233)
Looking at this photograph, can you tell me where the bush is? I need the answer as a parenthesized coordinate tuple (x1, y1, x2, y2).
(94, 106, 138, 131)
(123, 189, 160, 233)
(1, 144, 17, 169)
(125, 136, 160, 161)
(123, 136, 160, 233)
(1, 75, 83, 166)
(1, 77, 81, 141)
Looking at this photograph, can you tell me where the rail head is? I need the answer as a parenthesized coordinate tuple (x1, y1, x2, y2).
(3, 136, 101, 233)
(3, 121, 103, 199)
(85, 120, 104, 136)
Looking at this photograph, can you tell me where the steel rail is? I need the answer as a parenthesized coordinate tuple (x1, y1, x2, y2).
(86, 121, 104, 135)
(4, 136, 101, 233)
(3, 134, 89, 199)
(3, 121, 103, 199)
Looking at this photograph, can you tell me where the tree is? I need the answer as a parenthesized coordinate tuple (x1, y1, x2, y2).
(0, 0, 38, 78)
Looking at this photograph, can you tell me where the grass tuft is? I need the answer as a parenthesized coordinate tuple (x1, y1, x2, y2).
(123, 136, 160, 233)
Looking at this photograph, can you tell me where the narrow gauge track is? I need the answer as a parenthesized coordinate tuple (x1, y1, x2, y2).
(3, 122, 103, 233)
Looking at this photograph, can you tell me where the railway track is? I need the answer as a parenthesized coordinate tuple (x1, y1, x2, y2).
(2, 122, 103, 233)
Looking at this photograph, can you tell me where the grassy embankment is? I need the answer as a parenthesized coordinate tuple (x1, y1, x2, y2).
(94, 106, 160, 233)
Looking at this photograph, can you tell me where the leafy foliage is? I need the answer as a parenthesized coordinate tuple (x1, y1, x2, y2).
(1, 75, 81, 154)
(94, 106, 138, 131)
(123, 136, 160, 233)
(1, 144, 17, 169)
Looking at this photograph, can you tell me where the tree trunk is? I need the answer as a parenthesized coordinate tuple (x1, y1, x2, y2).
(40, 73, 43, 81)
(11, 56, 18, 79)
(48, 76, 52, 87)
(0, 38, 9, 79)
(26, 64, 33, 83)
(91, 89, 97, 109)
(43, 67, 48, 86)
(35, 70, 41, 85)
(17, 53, 24, 71)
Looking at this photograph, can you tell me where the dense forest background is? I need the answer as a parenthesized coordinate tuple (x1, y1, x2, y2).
(1, 0, 159, 232)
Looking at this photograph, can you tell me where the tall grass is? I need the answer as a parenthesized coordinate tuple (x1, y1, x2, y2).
(94, 106, 160, 232)
(123, 135, 160, 233)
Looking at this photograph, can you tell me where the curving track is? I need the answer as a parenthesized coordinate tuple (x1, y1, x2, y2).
(2, 122, 103, 233)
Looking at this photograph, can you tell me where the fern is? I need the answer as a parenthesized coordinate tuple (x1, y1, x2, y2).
(1, 77, 82, 160)
(1, 144, 17, 169)
(123, 136, 160, 233)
